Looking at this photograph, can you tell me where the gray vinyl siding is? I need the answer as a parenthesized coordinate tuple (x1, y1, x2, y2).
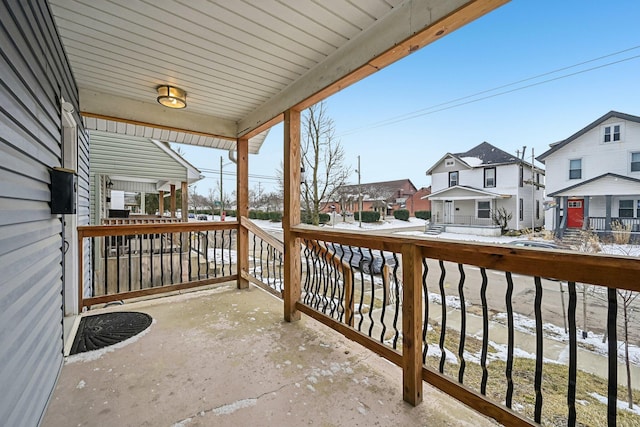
(0, 1, 88, 426)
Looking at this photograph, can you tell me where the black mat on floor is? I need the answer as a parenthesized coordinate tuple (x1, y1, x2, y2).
(70, 311, 152, 355)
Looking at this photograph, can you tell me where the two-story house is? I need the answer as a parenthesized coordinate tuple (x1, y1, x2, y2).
(537, 111, 640, 236)
(426, 142, 545, 236)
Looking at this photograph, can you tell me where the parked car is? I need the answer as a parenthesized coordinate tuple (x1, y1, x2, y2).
(188, 213, 195, 219)
(508, 240, 559, 249)
(197, 214, 208, 220)
(325, 242, 396, 274)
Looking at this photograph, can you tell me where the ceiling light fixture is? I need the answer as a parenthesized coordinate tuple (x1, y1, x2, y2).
(156, 85, 187, 109)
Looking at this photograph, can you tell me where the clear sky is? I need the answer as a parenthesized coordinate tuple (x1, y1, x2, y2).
(178, 0, 640, 197)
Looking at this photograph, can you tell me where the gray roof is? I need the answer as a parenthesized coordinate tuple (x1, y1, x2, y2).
(537, 111, 640, 162)
(454, 141, 519, 165)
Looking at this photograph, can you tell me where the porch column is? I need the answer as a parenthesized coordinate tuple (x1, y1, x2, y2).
(582, 196, 590, 230)
(283, 108, 302, 322)
(158, 190, 165, 216)
(170, 184, 176, 218)
(605, 195, 612, 232)
(140, 192, 145, 214)
(181, 182, 188, 222)
(236, 137, 249, 289)
(402, 243, 423, 406)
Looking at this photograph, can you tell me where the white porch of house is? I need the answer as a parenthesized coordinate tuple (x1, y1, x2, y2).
(427, 186, 510, 236)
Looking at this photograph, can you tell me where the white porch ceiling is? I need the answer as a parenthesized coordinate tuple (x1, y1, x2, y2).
(49, 0, 507, 154)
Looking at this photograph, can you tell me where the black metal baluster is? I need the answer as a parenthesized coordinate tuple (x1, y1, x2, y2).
(212, 230, 217, 277)
(178, 232, 183, 283)
(278, 251, 283, 293)
(505, 271, 515, 406)
(104, 236, 108, 294)
(378, 252, 387, 343)
(389, 254, 401, 349)
(170, 233, 174, 284)
(421, 258, 429, 360)
(128, 235, 132, 292)
(480, 267, 489, 395)
(160, 232, 164, 285)
(90, 237, 95, 297)
(139, 234, 143, 288)
(607, 287, 618, 426)
(336, 249, 347, 322)
(438, 260, 447, 373)
(265, 241, 271, 285)
(355, 248, 365, 332)
(458, 263, 467, 383)
(567, 281, 577, 427)
(227, 230, 232, 275)
(251, 233, 257, 277)
(365, 248, 375, 338)
(204, 231, 209, 278)
(187, 231, 192, 281)
(259, 238, 264, 281)
(321, 243, 331, 313)
(196, 231, 201, 279)
(150, 234, 154, 287)
(534, 276, 544, 423)
(311, 243, 322, 310)
(302, 242, 312, 304)
(116, 236, 121, 293)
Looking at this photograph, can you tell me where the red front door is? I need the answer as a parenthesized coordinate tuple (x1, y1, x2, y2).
(567, 199, 584, 228)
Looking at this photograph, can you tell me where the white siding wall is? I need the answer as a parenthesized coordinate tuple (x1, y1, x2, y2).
(545, 118, 640, 195)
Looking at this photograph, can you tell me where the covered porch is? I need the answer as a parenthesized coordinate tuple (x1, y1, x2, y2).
(427, 186, 509, 236)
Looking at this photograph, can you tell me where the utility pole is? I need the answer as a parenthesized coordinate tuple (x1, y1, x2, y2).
(532, 147, 536, 231)
(220, 155, 224, 217)
(357, 155, 362, 228)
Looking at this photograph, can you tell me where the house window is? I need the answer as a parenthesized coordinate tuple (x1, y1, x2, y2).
(449, 171, 458, 187)
(569, 159, 582, 179)
(631, 152, 640, 172)
(477, 201, 490, 219)
(484, 167, 496, 188)
(603, 124, 621, 142)
(536, 200, 540, 220)
(536, 173, 541, 189)
(519, 165, 523, 187)
(445, 159, 455, 167)
(619, 200, 634, 218)
(519, 198, 524, 221)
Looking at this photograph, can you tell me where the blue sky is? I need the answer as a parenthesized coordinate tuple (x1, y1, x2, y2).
(179, 0, 640, 196)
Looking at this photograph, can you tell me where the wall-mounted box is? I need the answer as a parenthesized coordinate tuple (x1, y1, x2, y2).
(50, 167, 76, 214)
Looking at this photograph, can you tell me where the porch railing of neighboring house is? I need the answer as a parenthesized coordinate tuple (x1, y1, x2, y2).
(101, 216, 183, 225)
(77, 222, 237, 310)
(587, 217, 640, 232)
(434, 214, 494, 227)
(280, 225, 640, 427)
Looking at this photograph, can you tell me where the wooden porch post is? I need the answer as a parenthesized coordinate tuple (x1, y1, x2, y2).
(283, 108, 301, 322)
(237, 137, 249, 289)
(181, 182, 188, 222)
(402, 243, 423, 405)
(158, 190, 164, 216)
(170, 184, 176, 218)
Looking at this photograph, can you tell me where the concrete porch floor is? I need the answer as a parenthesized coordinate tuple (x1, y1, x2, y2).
(42, 284, 498, 427)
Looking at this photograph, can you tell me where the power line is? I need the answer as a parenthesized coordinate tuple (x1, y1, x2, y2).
(339, 45, 640, 136)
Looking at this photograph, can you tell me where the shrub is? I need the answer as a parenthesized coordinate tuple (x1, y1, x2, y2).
(269, 211, 282, 222)
(415, 210, 431, 220)
(319, 213, 330, 223)
(393, 209, 410, 221)
(354, 211, 380, 223)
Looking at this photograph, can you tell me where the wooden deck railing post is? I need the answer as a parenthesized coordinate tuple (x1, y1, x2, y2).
(77, 230, 84, 313)
(401, 243, 423, 405)
(236, 137, 249, 289)
(283, 108, 301, 322)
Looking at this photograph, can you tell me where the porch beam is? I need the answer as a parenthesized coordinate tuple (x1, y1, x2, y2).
(239, 0, 508, 136)
(283, 109, 302, 322)
(236, 137, 250, 289)
(158, 190, 165, 216)
(80, 89, 237, 139)
(402, 243, 423, 405)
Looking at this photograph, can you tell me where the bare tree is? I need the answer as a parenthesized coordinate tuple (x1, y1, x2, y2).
(490, 207, 513, 234)
(300, 101, 350, 225)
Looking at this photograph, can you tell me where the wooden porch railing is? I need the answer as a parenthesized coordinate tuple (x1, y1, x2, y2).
(78, 218, 640, 425)
(77, 221, 237, 310)
(282, 225, 640, 426)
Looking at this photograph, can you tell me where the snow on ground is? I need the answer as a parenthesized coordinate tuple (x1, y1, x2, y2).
(589, 392, 640, 415)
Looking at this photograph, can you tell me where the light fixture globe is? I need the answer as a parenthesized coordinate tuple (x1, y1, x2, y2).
(156, 85, 187, 109)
